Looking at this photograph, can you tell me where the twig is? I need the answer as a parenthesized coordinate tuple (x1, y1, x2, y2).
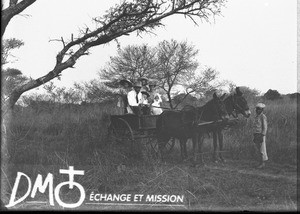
(55, 152, 69, 167)
(1, 167, 13, 193)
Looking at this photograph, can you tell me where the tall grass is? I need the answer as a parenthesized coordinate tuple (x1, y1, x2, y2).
(8, 97, 297, 165)
(8, 101, 115, 164)
(223, 97, 297, 164)
(3, 96, 297, 210)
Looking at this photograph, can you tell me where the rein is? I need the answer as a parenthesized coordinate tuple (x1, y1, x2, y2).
(181, 102, 219, 128)
(151, 105, 181, 112)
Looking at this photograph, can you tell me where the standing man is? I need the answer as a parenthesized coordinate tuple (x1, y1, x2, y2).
(138, 77, 150, 93)
(253, 103, 268, 169)
(127, 82, 143, 115)
(117, 79, 133, 114)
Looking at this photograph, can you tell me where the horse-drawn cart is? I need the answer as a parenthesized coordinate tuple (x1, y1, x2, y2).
(107, 114, 176, 156)
(107, 113, 238, 157)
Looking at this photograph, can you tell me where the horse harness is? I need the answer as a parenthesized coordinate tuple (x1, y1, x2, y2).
(229, 94, 245, 118)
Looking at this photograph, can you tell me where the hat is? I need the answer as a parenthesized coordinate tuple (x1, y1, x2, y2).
(133, 82, 142, 88)
(256, 103, 265, 109)
(141, 91, 150, 97)
(119, 79, 133, 87)
(148, 80, 157, 86)
(138, 77, 149, 82)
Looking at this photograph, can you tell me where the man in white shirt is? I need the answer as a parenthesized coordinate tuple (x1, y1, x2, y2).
(117, 79, 133, 114)
(127, 82, 143, 115)
(253, 103, 268, 169)
(138, 77, 150, 93)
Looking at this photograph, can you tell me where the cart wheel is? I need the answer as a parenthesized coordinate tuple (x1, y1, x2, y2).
(165, 137, 176, 153)
(107, 118, 136, 154)
(148, 137, 175, 155)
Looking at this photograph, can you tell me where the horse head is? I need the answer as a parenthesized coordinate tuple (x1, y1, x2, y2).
(212, 92, 229, 121)
(226, 87, 251, 118)
(182, 93, 229, 125)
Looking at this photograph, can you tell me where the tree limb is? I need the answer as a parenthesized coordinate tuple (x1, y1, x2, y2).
(2, 0, 36, 37)
(2, 0, 226, 113)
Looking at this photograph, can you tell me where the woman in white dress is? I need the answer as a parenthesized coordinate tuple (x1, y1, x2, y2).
(151, 94, 163, 115)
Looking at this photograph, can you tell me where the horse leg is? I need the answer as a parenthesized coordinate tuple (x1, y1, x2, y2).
(212, 131, 219, 163)
(179, 139, 185, 162)
(184, 138, 189, 160)
(184, 139, 188, 161)
(157, 136, 166, 163)
(191, 133, 198, 166)
(198, 133, 204, 165)
(157, 141, 164, 162)
(180, 137, 189, 162)
(218, 130, 226, 163)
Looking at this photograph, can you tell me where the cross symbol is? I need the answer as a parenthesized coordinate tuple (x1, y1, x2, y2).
(59, 166, 84, 189)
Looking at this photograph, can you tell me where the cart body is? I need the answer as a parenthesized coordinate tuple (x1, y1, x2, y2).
(108, 113, 238, 155)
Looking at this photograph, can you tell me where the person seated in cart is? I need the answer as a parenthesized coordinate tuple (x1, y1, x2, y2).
(151, 94, 163, 115)
(138, 77, 150, 93)
(148, 81, 162, 102)
(141, 91, 151, 115)
(127, 82, 143, 115)
(117, 79, 133, 114)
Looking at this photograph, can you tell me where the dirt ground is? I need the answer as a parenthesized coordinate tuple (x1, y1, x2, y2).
(6, 158, 297, 212)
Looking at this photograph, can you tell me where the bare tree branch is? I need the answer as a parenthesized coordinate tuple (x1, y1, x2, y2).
(2, 0, 226, 112)
(2, 0, 36, 37)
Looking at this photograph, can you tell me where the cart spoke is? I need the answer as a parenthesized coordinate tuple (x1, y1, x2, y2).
(164, 137, 175, 154)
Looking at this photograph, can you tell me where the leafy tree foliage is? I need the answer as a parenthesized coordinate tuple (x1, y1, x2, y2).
(101, 44, 157, 83)
(1, 38, 28, 108)
(2, 68, 28, 97)
(264, 89, 282, 100)
(100, 40, 222, 108)
(2, 0, 226, 112)
(1, 38, 24, 64)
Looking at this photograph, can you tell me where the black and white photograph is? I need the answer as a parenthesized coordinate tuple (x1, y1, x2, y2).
(1, 0, 297, 211)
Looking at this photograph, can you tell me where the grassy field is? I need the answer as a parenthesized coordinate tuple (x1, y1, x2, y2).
(223, 97, 297, 165)
(2, 96, 297, 211)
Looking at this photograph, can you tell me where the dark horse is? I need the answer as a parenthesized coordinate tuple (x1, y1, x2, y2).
(156, 93, 229, 163)
(198, 87, 251, 163)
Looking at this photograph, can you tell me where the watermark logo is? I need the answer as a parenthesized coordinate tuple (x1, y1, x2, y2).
(88, 192, 184, 205)
(5, 166, 185, 209)
(6, 166, 85, 208)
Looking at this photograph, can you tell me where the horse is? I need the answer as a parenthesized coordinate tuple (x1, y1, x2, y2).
(198, 87, 251, 163)
(156, 92, 229, 164)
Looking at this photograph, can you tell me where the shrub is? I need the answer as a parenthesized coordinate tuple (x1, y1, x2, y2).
(289, 92, 300, 100)
(264, 89, 282, 100)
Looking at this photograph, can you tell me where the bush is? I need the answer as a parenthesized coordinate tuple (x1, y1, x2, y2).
(224, 98, 297, 164)
(264, 89, 282, 100)
(229, 85, 260, 104)
(289, 92, 300, 100)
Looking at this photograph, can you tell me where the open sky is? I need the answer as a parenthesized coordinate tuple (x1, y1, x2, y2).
(3, 0, 297, 95)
